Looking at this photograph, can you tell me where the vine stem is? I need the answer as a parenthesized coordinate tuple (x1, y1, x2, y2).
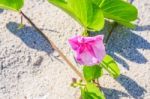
(96, 79, 100, 87)
(21, 14, 23, 24)
(20, 11, 83, 80)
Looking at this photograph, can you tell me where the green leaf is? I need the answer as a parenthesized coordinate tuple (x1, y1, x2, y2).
(88, 6, 104, 31)
(48, 0, 104, 31)
(92, 0, 103, 6)
(81, 88, 93, 99)
(83, 65, 103, 82)
(102, 9, 135, 28)
(0, 0, 24, 12)
(81, 83, 105, 99)
(93, 0, 138, 28)
(101, 55, 120, 78)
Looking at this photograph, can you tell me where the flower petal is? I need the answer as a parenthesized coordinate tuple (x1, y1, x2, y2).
(76, 48, 99, 66)
(68, 36, 80, 51)
(92, 36, 106, 62)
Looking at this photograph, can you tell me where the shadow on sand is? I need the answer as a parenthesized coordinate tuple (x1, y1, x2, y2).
(6, 21, 148, 99)
(93, 21, 148, 98)
(101, 22, 150, 70)
(6, 22, 54, 54)
(102, 75, 146, 99)
(0, 9, 3, 13)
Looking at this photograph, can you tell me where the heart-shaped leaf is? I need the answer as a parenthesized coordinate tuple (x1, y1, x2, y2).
(100, 55, 120, 78)
(0, 0, 24, 12)
(83, 65, 103, 82)
(92, 0, 138, 28)
(48, 0, 104, 31)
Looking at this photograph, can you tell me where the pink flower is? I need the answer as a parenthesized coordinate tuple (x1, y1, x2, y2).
(68, 35, 106, 66)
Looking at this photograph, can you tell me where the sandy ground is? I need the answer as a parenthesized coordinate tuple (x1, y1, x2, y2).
(0, 0, 150, 99)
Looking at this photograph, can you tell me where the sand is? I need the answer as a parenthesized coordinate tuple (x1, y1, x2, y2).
(0, 0, 150, 99)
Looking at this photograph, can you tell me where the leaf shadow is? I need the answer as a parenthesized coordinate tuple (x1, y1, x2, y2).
(101, 87, 129, 99)
(95, 21, 150, 70)
(101, 74, 146, 99)
(116, 74, 146, 98)
(135, 24, 150, 31)
(0, 9, 3, 13)
(92, 22, 148, 98)
(6, 22, 54, 54)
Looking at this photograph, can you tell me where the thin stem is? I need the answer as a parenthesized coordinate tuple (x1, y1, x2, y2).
(105, 22, 118, 44)
(21, 14, 23, 24)
(93, 79, 100, 87)
(82, 29, 88, 36)
(20, 11, 83, 79)
(96, 79, 100, 87)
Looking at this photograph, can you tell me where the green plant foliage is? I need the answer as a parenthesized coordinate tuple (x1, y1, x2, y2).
(48, 0, 138, 30)
(83, 65, 103, 82)
(92, 0, 138, 28)
(48, 0, 104, 31)
(101, 55, 120, 78)
(81, 83, 105, 99)
(0, 0, 24, 12)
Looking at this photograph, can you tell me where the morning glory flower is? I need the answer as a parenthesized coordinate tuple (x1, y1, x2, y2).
(68, 35, 106, 66)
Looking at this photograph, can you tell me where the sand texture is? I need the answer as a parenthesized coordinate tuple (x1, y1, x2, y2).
(0, 0, 150, 99)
